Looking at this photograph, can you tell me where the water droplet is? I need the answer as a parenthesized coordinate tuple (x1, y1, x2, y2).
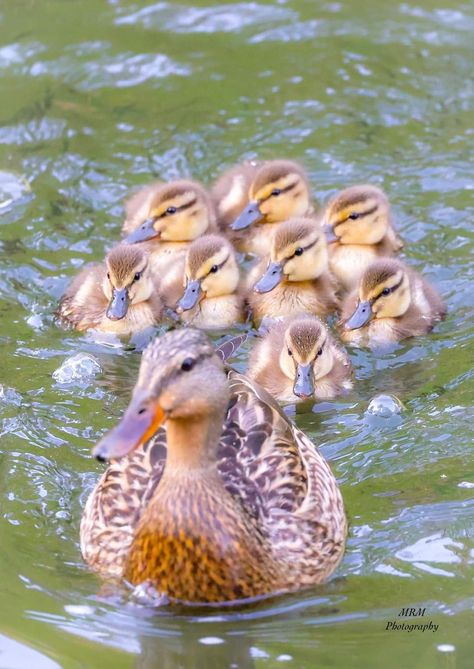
(199, 637, 225, 646)
(366, 394, 404, 417)
(52, 353, 102, 384)
(437, 644, 455, 652)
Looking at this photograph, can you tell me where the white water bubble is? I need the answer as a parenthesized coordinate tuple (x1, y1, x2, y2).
(458, 481, 474, 489)
(437, 644, 455, 652)
(52, 353, 102, 384)
(64, 604, 95, 616)
(199, 637, 225, 646)
(366, 394, 404, 417)
(277, 655, 293, 662)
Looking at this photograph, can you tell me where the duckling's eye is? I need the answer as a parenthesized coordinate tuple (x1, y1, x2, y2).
(210, 265, 218, 273)
(181, 358, 195, 372)
(382, 287, 391, 296)
(106, 272, 110, 280)
(271, 188, 281, 197)
(317, 348, 323, 356)
(166, 206, 177, 215)
(134, 272, 141, 282)
(287, 348, 293, 356)
(348, 212, 360, 220)
(294, 247, 304, 256)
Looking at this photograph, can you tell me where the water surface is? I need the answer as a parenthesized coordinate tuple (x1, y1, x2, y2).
(0, 1, 473, 667)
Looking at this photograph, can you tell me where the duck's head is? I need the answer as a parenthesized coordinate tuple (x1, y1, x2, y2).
(103, 245, 154, 321)
(323, 185, 391, 245)
(344, 259, 411, 330)
(124, 180, 214, 244)
(254, 218, 327, 293)
(232, 160, 311, 230)
(278, 316, 334, 400)
(93, 329, 228, 462)
(177, 235, 239, 313)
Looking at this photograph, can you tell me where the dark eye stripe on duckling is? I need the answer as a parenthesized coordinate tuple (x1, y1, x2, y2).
(264, 180, 299, 200)
(335, 204, 378, 228)
(207, 254, 230, 275)
(372, 275, 404, 302)
(289, 237, 318, 258)
(159, 197, 198, 218)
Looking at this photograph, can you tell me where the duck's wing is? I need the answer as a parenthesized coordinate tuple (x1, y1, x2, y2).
(80, 432, 167, 577)
(222, 371, 346, 584)
(215, 333, 248, 363)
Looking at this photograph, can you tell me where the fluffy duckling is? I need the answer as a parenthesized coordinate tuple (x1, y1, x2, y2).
(339, 258, 446, 347)
(82, 329, 346, 602)
(249, 218, 339, 327)
(214, 160, 315, 256)
(322, 185, 403, 291)
(249, 315, 353, 403)
(176, 235, 245, 329)
(57, 245, 163, 335)
(211, 160, 261, 229)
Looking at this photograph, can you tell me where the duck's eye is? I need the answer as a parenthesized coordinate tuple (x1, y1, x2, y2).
(348, 212, 360, 220)
(271, 188, 281, 197)
(317, 348, 323, 356)
(106, 272, 110, 280)
(166, 206, 177, 215)
(181, 358, 195, 372)
(287, 348, 293, 356)
(382, 287, 391, 296)
(134, 272, 141, 282)
(294, 247, 304, 256)
(210, 265, 218, 273)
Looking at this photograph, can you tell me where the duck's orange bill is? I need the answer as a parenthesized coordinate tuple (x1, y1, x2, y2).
(92, 398, 165, 462)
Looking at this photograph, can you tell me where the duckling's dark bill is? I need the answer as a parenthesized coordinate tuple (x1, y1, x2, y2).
(254, 262, 284, 293)
(323, 224, 339, 243)
(125, 218, 159, 243)
(177, 280, 202, 312)
(345, 300, 372, 330)
(231, 201, 263, 230)
(93, 395, 165, 461)
(293, 363, 315, 399)
(106, 287, 129, 320)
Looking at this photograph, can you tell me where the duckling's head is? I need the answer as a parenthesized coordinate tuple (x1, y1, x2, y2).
(232, 160, 311, 230)
(254, 218, 327, 293)
(344, 259, 411, 330)
(177, 235, 239, 313)
(103, 245, 153, 321)
(93, 329, 229, 462)
(278, 316, 334, 399)
(124, 180, 213, 244)
(323, 185, 391, 245)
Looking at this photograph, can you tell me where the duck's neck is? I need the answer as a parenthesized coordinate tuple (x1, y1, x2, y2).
(164, 410, 225, 473)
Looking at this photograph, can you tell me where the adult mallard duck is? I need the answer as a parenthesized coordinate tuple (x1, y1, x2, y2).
(57, 245, 163, 335)
(249, 314, 353, 403)
(339, 258, 446, 347)
(248, 218, 339, 328)
(322, 185, 403, 291)
(81, 329, 346, 604)
(176, 234, 246, 329)
(213, 160, 315, 256)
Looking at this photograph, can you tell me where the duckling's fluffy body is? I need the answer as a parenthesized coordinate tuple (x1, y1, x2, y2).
(340, 258, 446, 347)
(249, 315, 353, 403)
(323, 185, 403, 291)
(213, 160, 315, 256)
(57, 245, 163, 335)
(249, 218, 339, 327)
(122, 180, 218, 286)
(81, 329, 346, 603)
(177, 235, 246, 329)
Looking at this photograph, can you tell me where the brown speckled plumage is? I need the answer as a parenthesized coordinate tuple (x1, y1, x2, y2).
(81, 329, 346, 603)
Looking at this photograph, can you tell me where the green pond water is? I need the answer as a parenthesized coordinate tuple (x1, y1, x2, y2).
(0, 0, 473, 667)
